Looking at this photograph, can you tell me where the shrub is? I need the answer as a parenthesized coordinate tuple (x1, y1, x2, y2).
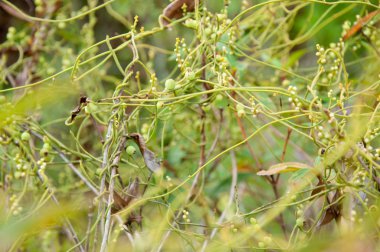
(0, 0, 379, 251)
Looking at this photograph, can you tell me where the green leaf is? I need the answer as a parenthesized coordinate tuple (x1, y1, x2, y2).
(286, 49, 307, 68)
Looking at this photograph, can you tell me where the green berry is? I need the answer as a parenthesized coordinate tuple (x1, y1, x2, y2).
(187, 71, 196, 81)
(42, 143, 51, 151)
(217, 13, 226, 22)
(8, 27, 16, 34)
(14, 171, 22, 179)
(216, 55, 225, 62)
(157, 101, 164, 109)
(184, 19, 198, 29)
(202, 104, 211, 111)
(214, 94, 227, 109)
(165, 79, 176, 91)
(58, 22, 66, 29)
(204, 27, 212, 36)
(95, 168, 102, 176)
(21, 132, 31, 141)
(216, 94, 223, 101)
(126, 145, 136, 155)
(296, 217, 304, 227)
(296, 209, 303, 216)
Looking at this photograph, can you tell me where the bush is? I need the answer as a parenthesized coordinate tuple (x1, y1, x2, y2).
(0, 0, 379, 251)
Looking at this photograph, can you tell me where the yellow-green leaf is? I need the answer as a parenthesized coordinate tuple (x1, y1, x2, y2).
(257, 162, 313, 176)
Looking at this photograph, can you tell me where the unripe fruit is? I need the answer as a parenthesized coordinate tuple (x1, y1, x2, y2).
(204, 27, 212, 36)
(186, 71, 196, 81)
(165, 79, 176, 91)
(126, 145, 136, 155)
(296, 217, 304, 227)
(42, 143, 51, 151)
(216, 55, 225, 62)
(58, 22, 66, 29)
(95, 168, 102, 176)
(296, 209, 303, 216)
(202, 104, 211, 111)
(184, 19, 198, 29)
(217, 13, 226, 22)
(214, 94, 227, 109)
(157, 101, 164, 109)
(21, 132, 31, 141)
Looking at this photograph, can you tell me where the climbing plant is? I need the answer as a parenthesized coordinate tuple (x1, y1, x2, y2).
(0, 0, 379, 251)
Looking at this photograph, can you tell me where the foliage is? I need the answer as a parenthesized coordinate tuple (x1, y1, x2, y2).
(0, 0, 379, 251)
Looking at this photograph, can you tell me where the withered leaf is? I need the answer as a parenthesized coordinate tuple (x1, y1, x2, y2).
(343, 10, 380, 41)
(128, 133, 161, 173)
(317, 190, 342, 228)
(161, 0, 199, 26)
(111, 178, 140, 214)
(66, 96, 88, 125)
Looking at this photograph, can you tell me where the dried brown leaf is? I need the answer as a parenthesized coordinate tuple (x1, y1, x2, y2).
(129, 133, 161, 173)
(161, 0, 199, 26)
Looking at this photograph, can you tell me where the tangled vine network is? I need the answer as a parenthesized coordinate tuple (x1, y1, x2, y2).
(0, 0, 379, 251)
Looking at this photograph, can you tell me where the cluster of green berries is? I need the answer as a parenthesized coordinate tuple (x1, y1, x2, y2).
(295, 204, 305, 228)
(35, 0, 44, 13)
(174, 38, 190, 69)
(258, 236, 272, 248)
(287, 86, 302, 111)
(9, 194, 23, 216)
(316, 42, 343, 84)
(352, 169, 368, 186)
(182, 209, 190, 223)
(13, 152, 29, 179)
